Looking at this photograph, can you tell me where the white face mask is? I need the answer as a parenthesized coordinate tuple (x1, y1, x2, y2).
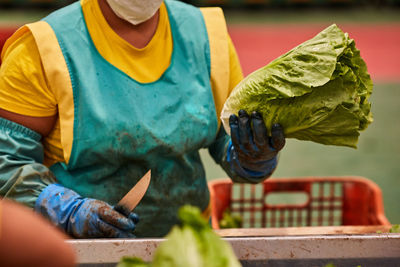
(106, 0, 163, 25)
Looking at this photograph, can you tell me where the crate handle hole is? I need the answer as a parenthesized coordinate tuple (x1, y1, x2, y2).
(265, 191, 309, 207)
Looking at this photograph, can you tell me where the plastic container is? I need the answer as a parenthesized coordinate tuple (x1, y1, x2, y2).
(209, 176, 390, 229)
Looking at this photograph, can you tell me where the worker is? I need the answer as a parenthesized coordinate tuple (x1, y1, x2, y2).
(0, 0, 285, 238)
(0, 199, 76, 267)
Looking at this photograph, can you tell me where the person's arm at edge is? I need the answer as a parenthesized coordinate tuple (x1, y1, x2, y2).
(0, 199, 76, 267)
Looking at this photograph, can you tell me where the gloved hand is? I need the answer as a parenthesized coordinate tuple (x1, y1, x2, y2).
(35, 184, 139, 238)
(228, 109, 285, 179)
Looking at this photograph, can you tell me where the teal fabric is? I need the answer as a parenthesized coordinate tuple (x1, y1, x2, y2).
(43, 0, 224, 237)
(0, 118, 56, 207)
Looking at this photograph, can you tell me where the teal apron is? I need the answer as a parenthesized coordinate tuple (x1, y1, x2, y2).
(44, 0, 218, 237)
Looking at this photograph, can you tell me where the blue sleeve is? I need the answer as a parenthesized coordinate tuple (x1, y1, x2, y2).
(0, 117, 56, 208)
(208, 127, 277, 184)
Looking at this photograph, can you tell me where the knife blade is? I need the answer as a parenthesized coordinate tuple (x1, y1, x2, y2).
(114, 170, 151, 217)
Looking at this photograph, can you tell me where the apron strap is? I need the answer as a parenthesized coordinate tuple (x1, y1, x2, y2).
(200, 7, 230, 129)
(27, 21, 74, 164)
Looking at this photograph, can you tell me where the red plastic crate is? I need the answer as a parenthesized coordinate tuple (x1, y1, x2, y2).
(209, 176, 390, 229)
(0, 27, 19, 65)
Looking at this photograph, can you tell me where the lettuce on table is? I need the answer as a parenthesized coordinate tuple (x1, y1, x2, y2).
(117, 205, 241, 267)
(221, 24, 373, 148)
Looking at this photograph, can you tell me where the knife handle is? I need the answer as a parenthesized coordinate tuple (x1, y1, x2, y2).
(113, 204, 131, 217)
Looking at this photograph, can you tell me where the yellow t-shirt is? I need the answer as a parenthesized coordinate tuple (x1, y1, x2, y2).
(0, 0, 243, 165)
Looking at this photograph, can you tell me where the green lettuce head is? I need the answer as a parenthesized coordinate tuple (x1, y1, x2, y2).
(221, 24, 373, 148)
(151, 205, 241, 267)
(117, 205, 241, 267)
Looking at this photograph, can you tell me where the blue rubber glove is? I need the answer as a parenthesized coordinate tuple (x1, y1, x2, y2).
(228, 110, 285, 180)
(35, 184, 139, 238)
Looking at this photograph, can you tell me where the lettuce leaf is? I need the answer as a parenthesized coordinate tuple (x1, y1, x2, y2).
(117, 206, 241, 267)
(221, 24, 373, 148)
(152, 206, 241, 267)
(118, 257, 149, 267)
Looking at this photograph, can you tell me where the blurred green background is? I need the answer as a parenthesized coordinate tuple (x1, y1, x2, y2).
(0, 0, 399, 223)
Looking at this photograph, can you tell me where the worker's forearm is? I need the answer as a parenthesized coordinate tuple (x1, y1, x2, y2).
(208, 126, 231, 165)
(208, 127, 269, 183)
(224, 141, 278, 183)
(0, 199, 76, 267)
(0, 117, 56, 208)
(208, 126, 278, 183)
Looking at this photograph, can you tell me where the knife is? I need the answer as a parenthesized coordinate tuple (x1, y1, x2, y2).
(114, 170, 151, 217)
